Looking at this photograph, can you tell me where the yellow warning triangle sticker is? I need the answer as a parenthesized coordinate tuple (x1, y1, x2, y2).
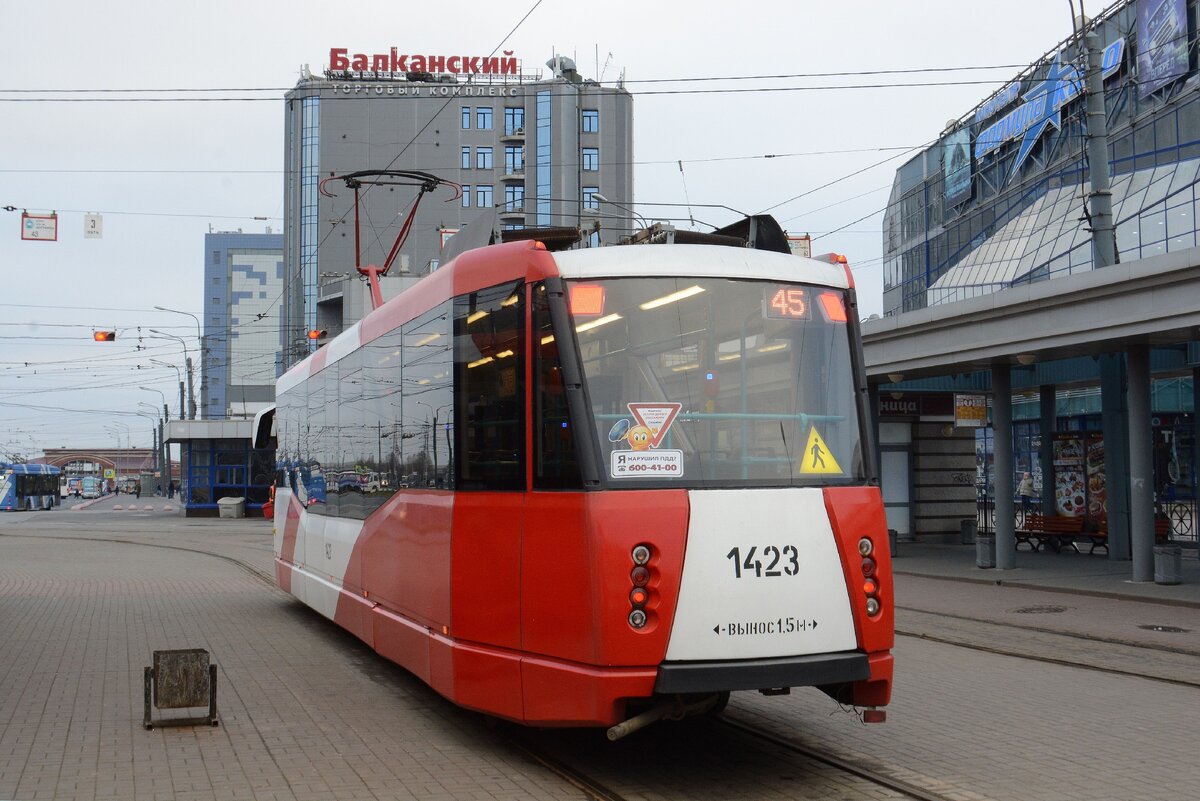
(799, 426, 843, 474)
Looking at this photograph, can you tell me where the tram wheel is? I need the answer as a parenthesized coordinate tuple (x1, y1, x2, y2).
(706, 691, 730, 717)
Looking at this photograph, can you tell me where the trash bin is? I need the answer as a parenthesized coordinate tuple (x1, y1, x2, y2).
(217, 497, 246, 519)
(1153, 545, 1182, 585)
(976, 534, 996, 569)
(960, 518, 978, 545)
(888, 529, 898, 558)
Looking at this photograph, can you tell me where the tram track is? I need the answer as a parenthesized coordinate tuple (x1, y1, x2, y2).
(894, 603, 1200, 690)
(716, 715, 964, 801)
(502, 711, 968, 801)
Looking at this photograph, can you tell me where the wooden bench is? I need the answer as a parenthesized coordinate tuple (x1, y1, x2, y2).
(1089, 517, 1171, 555)
(1015, 514, 1085, 553)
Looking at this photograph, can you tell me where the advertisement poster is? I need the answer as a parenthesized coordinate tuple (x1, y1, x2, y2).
(943, 128, 973, 206)
(1138, 0, 1188, 97)
(1085, 434, 1106, 526)
(1053, 435, 1085, 517)
(954, 393, 987, 428)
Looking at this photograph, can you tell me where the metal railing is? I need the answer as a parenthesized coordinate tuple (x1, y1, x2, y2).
(975, 486, 1197, 546)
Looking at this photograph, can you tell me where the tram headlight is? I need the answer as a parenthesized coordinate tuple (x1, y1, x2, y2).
(629, 609, 647, 628)
(861, 557, 876, 577)
(866, 597, 881, 617)
(630, 565, 650, 586)
(632, 544, 651, 565)
(858, 537, 873, 556)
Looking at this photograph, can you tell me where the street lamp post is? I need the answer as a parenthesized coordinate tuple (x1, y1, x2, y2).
(592, 193, 649, 230)
(139, 401, 168, 489)
(134, 409, 160, 476)
(150, 359, 185, 419)
(155, 306, 204, 418)
(149, 329, 195, 420)
(111, 421, 131, 449)
(104, 426, 122, 449)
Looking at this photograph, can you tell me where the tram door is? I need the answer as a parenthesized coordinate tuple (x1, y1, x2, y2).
(880, 422, 913, 538)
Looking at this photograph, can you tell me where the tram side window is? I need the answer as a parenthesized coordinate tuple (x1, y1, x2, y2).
(362, 327, 403, 511)
(276, 387, 302, 492)
(454, 281, 525, 491)
(401, 303, 453, 489)
(336, 349, 366, 519)
(533, 283, 582, 489)
(303, 362, 332, 514)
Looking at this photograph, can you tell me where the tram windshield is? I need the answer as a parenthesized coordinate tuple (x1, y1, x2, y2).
(565, 276, 864, 487)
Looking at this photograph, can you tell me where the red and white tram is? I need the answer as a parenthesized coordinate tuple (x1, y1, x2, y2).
(271, 227, 893, 737)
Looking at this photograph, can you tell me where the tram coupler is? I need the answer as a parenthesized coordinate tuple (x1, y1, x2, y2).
(607, 703, 673, 741)
(607, 694, 725, 741)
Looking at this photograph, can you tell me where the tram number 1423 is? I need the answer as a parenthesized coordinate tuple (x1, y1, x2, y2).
(726, 545, 799, 578)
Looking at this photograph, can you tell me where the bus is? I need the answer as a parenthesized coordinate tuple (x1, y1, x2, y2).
(0, 463, 62, 511)
(80, 476, 101, 499)
(270, 220, 892, 737)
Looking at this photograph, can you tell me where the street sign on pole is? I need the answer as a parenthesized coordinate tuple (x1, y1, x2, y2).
(21, 212, 57, 242)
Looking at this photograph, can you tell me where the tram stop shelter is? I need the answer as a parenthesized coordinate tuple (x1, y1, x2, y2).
(165, 419, 275, 518)
(863, 244, 1200, 581)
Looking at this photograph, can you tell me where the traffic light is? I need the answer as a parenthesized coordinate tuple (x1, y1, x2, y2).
(307, 329, 327, 341)
(93, 330, 116, 342)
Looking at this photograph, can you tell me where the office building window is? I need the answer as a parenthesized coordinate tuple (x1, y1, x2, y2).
(582, 186, 600, 210)
(462, 186, 471, 207)
(461, 107, 471, 129)
(211, 250, 220, 264)
(476, 107, 493, 130)
(505, 107, 525, 135)
(505, 145, 524, 174)
(505, 184, 525, 212)
(582, 147, 599, 171)
(582, 109, 599, 133)
(476, 185, 493, 208)
(476, 147, 493, 170)
(461, 146, 471, 169)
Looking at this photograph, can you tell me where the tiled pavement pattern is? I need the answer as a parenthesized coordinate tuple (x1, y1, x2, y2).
(2, 509, 1198, 800)
(0, 527, 576, 801)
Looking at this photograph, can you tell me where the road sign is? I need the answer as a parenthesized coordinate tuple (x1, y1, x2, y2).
(21, 212, 57, 242)
(84, 213, 103, 239)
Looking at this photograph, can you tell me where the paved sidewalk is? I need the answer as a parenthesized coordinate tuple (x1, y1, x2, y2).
(892, 538, 1200, 606)
(2, 511, 1197, 801)
(0, 515, 575, 801)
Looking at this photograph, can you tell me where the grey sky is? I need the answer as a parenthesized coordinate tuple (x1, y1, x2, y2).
(0, 0, 1089, 452)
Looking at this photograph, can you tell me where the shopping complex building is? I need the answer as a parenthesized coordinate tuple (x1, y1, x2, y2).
(866, 0, 1200, 578)
(280, 49, 633, 366)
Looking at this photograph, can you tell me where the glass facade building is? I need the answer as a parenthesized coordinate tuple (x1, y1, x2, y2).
(281, 60, 633, 369)
(883, 0, 1200, 315)
(203, 231, 285, 419)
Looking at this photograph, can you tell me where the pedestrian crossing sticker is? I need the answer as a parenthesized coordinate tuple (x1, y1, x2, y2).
(799, 427, 842, 474)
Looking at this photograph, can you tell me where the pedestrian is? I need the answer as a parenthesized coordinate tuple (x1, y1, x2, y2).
(1018, 471, 1035, 513)
(168, 481, 176, 499)
(135, 484, 141, 498)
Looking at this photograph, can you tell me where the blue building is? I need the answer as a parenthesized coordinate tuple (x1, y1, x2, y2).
(203, 230, 285, 419)
(883, 0, 1200, 315)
